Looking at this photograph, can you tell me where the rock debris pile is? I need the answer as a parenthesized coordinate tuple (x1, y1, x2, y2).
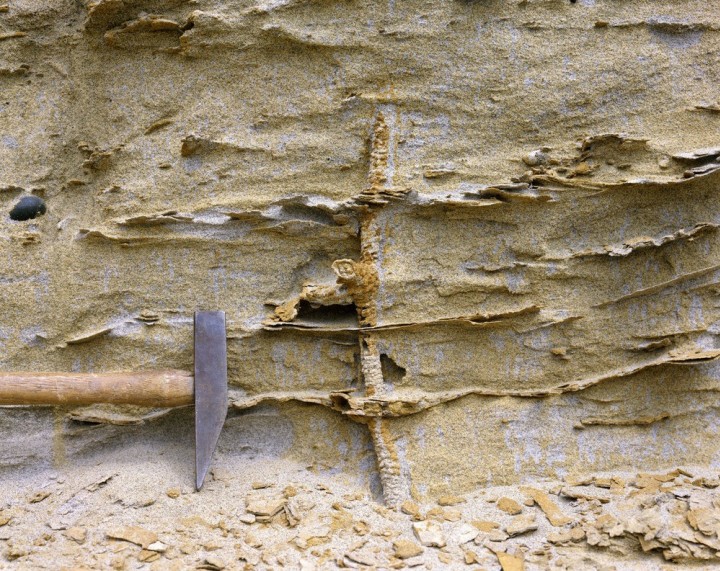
(1, 464, 719, 570)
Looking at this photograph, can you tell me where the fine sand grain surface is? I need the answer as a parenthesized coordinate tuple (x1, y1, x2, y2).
(2, 0, 720, 568)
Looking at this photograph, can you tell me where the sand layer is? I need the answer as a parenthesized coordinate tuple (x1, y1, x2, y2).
(2, 0, 720, 567)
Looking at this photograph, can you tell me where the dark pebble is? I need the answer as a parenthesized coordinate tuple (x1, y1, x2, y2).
(9, 195, 46, 221)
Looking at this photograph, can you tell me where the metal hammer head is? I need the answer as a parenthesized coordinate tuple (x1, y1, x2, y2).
(194, 311, 228, 490)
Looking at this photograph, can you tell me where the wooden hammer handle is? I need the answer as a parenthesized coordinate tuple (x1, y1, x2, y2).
(0, 370, 194, 407)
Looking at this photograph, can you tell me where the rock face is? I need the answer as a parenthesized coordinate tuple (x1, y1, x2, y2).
(1, 0, 720, 566)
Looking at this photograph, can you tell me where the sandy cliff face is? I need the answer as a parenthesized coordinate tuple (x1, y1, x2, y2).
(1, 0, 720, 568)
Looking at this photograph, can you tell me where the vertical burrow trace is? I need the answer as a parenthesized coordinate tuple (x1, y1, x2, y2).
(345, 110, 409, 508)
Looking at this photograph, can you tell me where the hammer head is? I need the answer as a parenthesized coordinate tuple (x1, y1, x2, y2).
(194, 311, 228, 490)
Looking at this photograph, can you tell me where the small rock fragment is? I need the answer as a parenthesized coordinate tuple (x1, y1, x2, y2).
(486, 528, 509, 542)
(437, 494, 465, 506)
(107, 526, 158, 548)
(294, 526, 330, 549)
(401, 500, 421, 518)
(284, 499, 302, 527)
(412, 520, 447, 548)
(443, 509, 462, 522)
(252, 481, 273, 489)
(238, 513, 256, 524)
(404, 555, 425, 567)
(137, 550, 160, 563)
(547, 527, 585, 544)
(506, 514, 538, 537)
(245, 494, 286, 522)
(202, 539, 223, 551)
(238, 544, 261, 565)
(493, 549, 526, 571)
(585, 526, 611, 547)
(166, 488, 181, 499)
(563, 475, 593, 486)
(472, 520, 499, 532)
(64, 527, 87, 544)
(550, 346, 568, 358)
(695, 476, 719, 488)
(522, 149, 548, 166)
(203, 554, 226, 570)
(29, 490, 51, 504)
(521, 487, 572, 526)
(46, 518, 64, 531)
(560, 486, 611, 503)
(85, 474, 115, 492)
(134, 496, 156, 508)
(244, 532, 263, 549)
(497, 497, 522, 515)
(9, 195, 46, 221)
(593, 477, 613, 489)
(393, 539, 424, 559)
(687, 507, 720, 536)
(451, 523, 479, 545)
(147, 541, 167, 552)
(209, 466, 233, 483)
(505, 514, 538, 537)
(0, 513, 11, 527)
(572, 161, 593, 176)
(4, 543, 30, 560)
(344, 551, 378, 567)
(423, 167, 456, 179)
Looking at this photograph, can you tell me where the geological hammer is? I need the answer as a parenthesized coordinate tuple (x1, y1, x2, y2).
(0, 311, 227, 490)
